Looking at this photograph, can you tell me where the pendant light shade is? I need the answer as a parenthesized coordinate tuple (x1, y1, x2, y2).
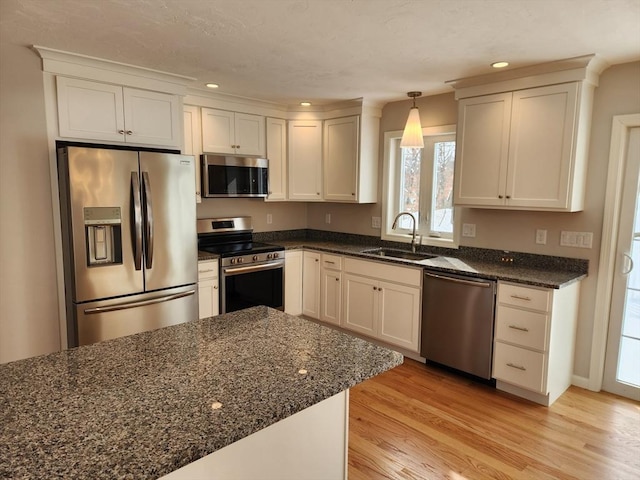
(400, 91, 424, 149)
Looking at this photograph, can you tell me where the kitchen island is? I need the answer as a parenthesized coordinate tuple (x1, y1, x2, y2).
(0, 306, 402, 479)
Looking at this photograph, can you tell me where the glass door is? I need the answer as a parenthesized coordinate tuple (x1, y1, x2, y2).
(603, 127, 640, 399)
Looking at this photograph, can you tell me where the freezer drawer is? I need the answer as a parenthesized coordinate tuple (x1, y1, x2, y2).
(74, 285, 197, 346)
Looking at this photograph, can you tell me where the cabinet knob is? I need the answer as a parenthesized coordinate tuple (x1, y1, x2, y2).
(351, 193, 355, 196)
(335, 278, 339, 282)
(506, 195, 511, 199)
(373, 286, 377, 291)
(316, 192, 320, 195)
(498, 195, 503, 199)
(315, 258, 319, 262)
(213, 285, 218, 289)
(118, 129, 125, 134)
(126, 130, 133, 135)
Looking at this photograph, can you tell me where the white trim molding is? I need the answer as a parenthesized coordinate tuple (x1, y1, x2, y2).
(590, 113, 640, 391)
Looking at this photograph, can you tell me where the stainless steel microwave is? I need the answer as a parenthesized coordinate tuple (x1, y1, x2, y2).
(201, 155, 268, 198)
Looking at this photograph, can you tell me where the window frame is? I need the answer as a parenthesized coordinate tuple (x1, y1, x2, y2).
(382, 124, 461, 249)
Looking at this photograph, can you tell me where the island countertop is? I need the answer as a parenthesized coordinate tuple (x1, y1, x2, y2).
(0, 306, 402, 479)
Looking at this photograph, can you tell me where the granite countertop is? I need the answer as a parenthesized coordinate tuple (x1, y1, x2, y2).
(272, 239, 586, 289)
(0, 306, 402, 479)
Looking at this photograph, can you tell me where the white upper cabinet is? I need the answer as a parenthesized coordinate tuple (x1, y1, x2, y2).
(288, 120, 323, 201)
(56, 77, 181, 147)
(451, 55, 603, 212)
(265, 117, 287, 201)
(183, 105, 202, 203)
(323, 116, 359, 202)
(201, 108, 265, 156)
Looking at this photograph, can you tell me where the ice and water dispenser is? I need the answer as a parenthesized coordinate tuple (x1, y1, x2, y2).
(83, 207, 123, 266)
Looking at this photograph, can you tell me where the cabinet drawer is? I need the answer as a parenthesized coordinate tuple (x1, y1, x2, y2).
(495, 305, 549, 351)
(198, 260, 219, 280)
(343, 257, 421, 287)
(498, 282, 551, 312)
(321, 253, 342, 271)
(493, 342, 546, 393)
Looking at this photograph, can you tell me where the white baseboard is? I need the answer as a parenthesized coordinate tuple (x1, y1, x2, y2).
(571, 374, 592, 390)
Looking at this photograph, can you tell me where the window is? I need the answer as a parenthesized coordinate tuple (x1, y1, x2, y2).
(383, 125, 458, 247)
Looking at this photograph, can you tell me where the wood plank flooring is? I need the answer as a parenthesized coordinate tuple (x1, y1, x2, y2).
(348, 359, 640, 480)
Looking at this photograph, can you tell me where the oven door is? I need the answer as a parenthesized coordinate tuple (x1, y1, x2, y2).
(221, 260, 284, 313)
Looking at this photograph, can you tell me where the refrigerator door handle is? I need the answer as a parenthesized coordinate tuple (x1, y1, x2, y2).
(83, 289, 196, 314)
(142, 171, 154, 269)
(131, 172, 143, 271)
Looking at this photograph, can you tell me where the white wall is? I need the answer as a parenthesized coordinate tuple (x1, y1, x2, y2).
(0, 43, 60, 363)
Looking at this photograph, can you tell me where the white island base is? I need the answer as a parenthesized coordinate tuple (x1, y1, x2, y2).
(161, 390, 349, 480)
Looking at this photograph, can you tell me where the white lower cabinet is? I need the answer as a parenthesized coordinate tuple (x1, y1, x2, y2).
(197, 259, 219, 319)
(284, 251, 303, 316)
(320, 254, 342, 326)
(342, 257, 421, 353)
(492, 281, 580, 405)
(302, 251, 321, 319)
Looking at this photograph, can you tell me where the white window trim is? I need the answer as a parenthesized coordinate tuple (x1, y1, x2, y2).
(382, 125, 461, 249)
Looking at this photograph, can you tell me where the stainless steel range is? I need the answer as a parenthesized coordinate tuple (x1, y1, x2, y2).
(197, 217, 284, 313)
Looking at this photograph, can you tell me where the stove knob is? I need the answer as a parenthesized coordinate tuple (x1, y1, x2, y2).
(237, 257, 244, 264)
(253, 255, 258, 262)
(230, 258, 236, 265)
(267, 253, 273, 259)
(273, 252, 280, 259)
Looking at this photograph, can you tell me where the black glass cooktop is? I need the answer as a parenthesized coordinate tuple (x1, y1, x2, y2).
(199, 241, 282, 257)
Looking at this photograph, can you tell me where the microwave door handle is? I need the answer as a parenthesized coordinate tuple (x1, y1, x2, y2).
(142, 171, 154, 269)
(131, 172, 143, 270)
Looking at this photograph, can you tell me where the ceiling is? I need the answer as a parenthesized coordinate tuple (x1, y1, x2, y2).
(1, 0, 639, 107)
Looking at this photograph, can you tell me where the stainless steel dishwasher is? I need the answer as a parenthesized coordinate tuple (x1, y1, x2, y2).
(421, 270, 496, 380)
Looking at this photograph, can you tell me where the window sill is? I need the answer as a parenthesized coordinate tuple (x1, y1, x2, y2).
(381, 231, 459, 249)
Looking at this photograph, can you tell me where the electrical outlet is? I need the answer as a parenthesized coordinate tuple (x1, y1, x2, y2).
(560, 231, 593, 248)
(325, 213, 331, 224)
(266, 213, 273, 225)
(462, 223, 476, 238)
(371, 216, 381, 228)
(535, 229, 547, 245)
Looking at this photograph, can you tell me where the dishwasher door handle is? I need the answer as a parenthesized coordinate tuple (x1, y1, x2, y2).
(424, 271, 493, 288)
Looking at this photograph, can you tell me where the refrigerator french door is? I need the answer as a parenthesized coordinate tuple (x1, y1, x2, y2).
(58, 146, 198, 347)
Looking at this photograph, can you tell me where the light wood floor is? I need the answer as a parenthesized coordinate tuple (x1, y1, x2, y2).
(348, 359, 640, 480)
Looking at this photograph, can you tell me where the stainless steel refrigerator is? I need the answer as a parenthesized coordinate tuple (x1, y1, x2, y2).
(58, 146, 198, 347)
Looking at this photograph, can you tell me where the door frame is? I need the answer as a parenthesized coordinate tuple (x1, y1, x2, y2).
(590, 113, 640, 391)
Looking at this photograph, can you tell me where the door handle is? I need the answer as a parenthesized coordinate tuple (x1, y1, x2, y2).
(131, 172, 142, 271)
(84, 289, 195, 314)
(424, 271, 493, 288)
(622, 252, 634, 275)
(142, 172, 154, 269)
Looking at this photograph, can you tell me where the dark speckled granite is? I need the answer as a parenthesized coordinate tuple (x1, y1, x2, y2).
(0, 306, 402, 479)
(253, 229, 587, 289)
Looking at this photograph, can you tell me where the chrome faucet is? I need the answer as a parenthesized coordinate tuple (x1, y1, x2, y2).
(391, 212, 418, 253)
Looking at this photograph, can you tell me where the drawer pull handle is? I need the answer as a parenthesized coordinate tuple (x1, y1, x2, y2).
(325, 260, 336, 265)
(199, 269, 215, 273)
(510, 294, 532, 301)
(508, 325, 529, 332)
(506, 363, 526, 371)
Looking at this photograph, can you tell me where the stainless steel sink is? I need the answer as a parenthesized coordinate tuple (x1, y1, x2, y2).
(361, 248, 436, 261)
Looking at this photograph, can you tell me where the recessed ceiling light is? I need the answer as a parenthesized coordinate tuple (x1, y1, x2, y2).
(300, 102, 311, 106)
(205, 83, 219, 89)
(491, 61, 509, 69)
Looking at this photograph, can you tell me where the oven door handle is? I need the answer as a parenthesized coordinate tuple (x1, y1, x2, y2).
(223, 260, 285, 276)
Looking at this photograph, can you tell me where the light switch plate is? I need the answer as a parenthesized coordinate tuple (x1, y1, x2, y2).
(325, 213, 331, 224)
(462, 223, 476, 238)
(266, 213, 273, 225)
(371, 216, 381, 228)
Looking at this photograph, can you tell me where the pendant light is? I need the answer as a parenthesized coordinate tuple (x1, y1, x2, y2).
(400, 91, 424, 149)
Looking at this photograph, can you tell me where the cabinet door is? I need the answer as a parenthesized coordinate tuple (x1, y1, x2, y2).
(342, 273, 377, 337)
(321, 269, 342, 326)
(183, 105, 202, 203)
(378, 281, 421, 352)
(202, 108, 235, 154)
(288, 120, 323, 201)
(284, 251, 303, 315)
(198, 278, 219, 319)
(454, 92, 512, 207)
(265, 117, 287, 201)
(235, 113, 266, 156)
(56, 77, 125, 142)
(324, 116, 359, 202)
(123, 88, 180, 147)
(302, 251, 321, 319)
(506, 83, 579, 209)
